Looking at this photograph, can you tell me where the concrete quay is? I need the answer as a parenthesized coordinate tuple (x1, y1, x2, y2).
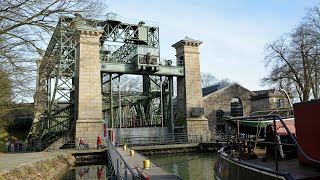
(116, 147, 182, 180)
(0, 151, 74, 179)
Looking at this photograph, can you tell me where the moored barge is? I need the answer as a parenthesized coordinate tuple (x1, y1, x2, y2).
(214, 99, 320, 180)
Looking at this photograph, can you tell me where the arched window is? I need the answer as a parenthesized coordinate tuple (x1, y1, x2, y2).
(216, 110, 224, 122)
(216, 110, 225, 133)
(230, 98, 243, 117)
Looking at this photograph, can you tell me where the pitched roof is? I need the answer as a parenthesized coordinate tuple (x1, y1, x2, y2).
(202, 84, 220, 97)
(203, 83, 256, 100)
(252, 89, 276, 95)
(172, 36, 202, 48)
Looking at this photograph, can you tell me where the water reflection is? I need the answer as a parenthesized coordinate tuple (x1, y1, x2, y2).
(62, 165, 107, 180)
(148, 152, 217, 180)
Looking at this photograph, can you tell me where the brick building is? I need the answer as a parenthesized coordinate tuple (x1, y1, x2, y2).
(202, 83, 292, 134)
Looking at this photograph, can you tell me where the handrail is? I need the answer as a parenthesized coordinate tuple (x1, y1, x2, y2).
(118, 133, 208, 146)
(107, 140, 139, 179)
(228, 114, 320, 165)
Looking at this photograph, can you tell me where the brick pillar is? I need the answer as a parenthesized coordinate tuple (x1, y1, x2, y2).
(172, 37, 209, 140)
(75, 29, 104, 144)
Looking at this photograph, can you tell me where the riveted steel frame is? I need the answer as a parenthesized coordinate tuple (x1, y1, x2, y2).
(28, 16, 76, 150)
(29, 15, 180, 149)
(102, 74, 173, 129)
(98, 18, 176, 131)
(99, 20, 160, 63)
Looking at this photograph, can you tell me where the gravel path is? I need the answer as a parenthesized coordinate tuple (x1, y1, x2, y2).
(0, 151, 68, 172)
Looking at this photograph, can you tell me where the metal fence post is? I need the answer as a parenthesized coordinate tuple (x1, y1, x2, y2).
(120, 160, 123, 179)
(125, 164, 128, 179)
(117, 158, 120, 179)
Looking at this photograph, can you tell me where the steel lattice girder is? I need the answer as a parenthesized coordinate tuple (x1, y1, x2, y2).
(28, 16, 76, 148)
(98, 19, 160, 63)
(103, 74, 173, 128)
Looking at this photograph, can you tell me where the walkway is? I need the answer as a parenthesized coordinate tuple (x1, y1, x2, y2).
(116, 147, 182, 180)
(0, 151, 68, 172)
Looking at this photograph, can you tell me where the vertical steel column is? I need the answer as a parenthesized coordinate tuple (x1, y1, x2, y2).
(160, 76, 164, 127)
(237, 120, 241, 158)
(143, 75, 151, 125)
(169, 76, 174, 133)
(110, 74, 114, 128)
(118, 75, 121, 142)
(273, 117, 279, 171)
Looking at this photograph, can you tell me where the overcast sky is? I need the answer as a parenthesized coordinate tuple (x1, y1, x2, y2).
(106, 0, 319, 91)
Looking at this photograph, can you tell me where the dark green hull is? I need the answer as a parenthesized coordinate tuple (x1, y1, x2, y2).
(214, 147, 293, 180)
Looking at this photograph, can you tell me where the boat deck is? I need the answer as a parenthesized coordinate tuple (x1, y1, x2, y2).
(246, 158, 320, 179)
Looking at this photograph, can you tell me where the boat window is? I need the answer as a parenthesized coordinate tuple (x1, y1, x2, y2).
(230, 98, 243, 117)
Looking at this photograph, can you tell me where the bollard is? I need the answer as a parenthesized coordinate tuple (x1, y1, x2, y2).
(123, 145, 127, 151)
(130, 150, 134, 156)
(143, 160, 150, 169)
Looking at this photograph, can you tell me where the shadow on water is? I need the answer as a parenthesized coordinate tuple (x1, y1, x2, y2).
(61, 164, 108, 180)
(148, 152, 217, 180)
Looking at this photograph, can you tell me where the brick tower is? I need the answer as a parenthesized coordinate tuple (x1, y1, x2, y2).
(172, 37, 209, 139)
(74, 28, 104, 143)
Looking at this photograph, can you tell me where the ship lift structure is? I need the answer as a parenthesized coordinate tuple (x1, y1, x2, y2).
(28, 13, 185, 150)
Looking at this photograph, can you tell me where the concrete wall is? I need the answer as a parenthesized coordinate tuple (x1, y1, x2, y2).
(113, 127, 169, 145)
(251, 98, 270, 112)
(251, 91, 293, 112)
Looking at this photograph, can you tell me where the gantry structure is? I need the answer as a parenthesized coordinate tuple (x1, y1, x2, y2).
(27, 13, 192, 149)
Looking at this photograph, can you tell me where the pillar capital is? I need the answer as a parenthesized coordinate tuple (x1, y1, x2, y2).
(172, 36, 202, 49)
(77, 29, 104, 37)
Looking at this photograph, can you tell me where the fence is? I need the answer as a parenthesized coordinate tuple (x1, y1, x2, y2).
(117, 133, 214, 147)
(107, 140, 139, 179)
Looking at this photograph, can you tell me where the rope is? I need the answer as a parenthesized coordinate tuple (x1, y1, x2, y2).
(254, 118, 263, 150)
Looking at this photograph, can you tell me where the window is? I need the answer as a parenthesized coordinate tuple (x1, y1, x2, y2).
(179, 56, 184, 66)
(230, 98, 243, 117)
(216, 110, 224, 122)
(277, 99, 283, 108)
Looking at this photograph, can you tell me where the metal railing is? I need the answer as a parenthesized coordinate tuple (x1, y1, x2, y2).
(228, 114, 320, 171)
(107, 140, 139, 180)
(105, 12, 159, 27)
(215, 129, 234, 141)
(117, 133, 211, 147)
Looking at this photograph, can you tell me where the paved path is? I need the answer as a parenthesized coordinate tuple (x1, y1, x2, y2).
(116, 147, 182, 180)
(0, 151, 68, 172)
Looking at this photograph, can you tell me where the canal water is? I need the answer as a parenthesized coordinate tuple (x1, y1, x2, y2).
(61, 152, 216, 180)
(61, 165, 108, 180)
(148, 152, 217, 180)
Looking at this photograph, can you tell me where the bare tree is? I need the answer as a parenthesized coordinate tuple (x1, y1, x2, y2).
(200, 72, 232, 88)
(263, 7, 320, 101)
(0, 0, 107, 136)
(0, 70, 12, 120)
(201, 72, 218, 88)
(0, 0, 107, 101)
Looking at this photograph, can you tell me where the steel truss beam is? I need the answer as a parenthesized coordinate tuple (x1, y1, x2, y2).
(29, 14, 183, 150)
(28, 16, 76, 150)
(102, 74, 173, 129)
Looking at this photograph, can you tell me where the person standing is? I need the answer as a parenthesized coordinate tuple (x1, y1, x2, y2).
(6, 141, 10, 152)
(14, 141, 19, 152)
(19, 141, 23, 151)
(96, 135, 102, 149)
